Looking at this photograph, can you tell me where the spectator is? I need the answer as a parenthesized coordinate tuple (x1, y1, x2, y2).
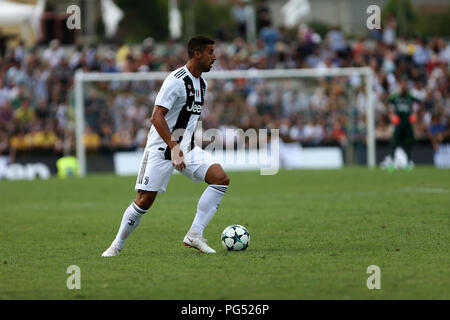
(326, 26, 347, 55)
(255, 0, 271, 33)
(0, 129, 9, 156)
(84, 126, 101, 150)
(0, 100, 14, 128)
(30, 122, 58, 150)
(138, 38, 157, 71)
(383, 13, 397, 46)
(10, 129, 32, 152)
(101, 51, 119, 73)
(301, 118, 324, 146)
(35, 99, 50, 122)
(100, 123, 113, 150)
(42, 39, 65, 68)
(0, 77, 9, 107)
(231, 0, 248, 40)
(115, 41, 131, 70)
(260, 22, 280, 68)
(13, 40, 26, 63)
(14, 99, 35, 127)
(69, 45, 83, 70)
(427, 113, 450, 150)
(413, 37, 431, 68)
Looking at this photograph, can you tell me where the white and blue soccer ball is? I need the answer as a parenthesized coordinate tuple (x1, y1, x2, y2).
(221, 225, 250, 251)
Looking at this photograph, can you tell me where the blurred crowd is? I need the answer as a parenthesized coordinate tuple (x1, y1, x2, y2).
(0, 19, 449, 162)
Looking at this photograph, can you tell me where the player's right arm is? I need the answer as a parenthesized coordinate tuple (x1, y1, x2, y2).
(151, 75, 186, 170)
(150, 106, 185, 171)
(387, 94, 400, 125)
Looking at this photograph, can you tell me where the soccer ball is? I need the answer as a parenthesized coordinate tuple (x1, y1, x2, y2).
(221, 225, 250, 251)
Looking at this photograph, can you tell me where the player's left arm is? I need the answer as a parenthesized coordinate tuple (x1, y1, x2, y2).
(408, 93, 422, 124)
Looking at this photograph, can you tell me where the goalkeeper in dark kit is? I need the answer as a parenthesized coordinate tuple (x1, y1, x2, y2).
(386, 77, 421, 171)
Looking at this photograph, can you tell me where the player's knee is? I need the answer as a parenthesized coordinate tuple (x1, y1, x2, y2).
(135, 190, 157, 210)
(218, 174, 230, 186)
(207, 173, 229, 186)
(206, 164, 229, 185)
(223, 174, 230, 186)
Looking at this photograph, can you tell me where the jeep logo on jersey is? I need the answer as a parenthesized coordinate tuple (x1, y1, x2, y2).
(186, 101, 203, 114)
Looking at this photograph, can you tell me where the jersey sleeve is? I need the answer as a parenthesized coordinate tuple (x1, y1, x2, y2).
(154, 76, 183, 110)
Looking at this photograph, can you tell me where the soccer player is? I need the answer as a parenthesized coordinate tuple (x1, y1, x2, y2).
(386, 77, 420, 171)
(102, 36, 229, 256)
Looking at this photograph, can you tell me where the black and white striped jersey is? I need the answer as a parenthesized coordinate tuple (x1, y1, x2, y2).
(146, 65, 207, 159)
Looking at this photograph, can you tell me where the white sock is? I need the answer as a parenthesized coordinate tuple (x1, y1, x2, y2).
(189, 184, 228, 235)
(112, 201, 147, 250)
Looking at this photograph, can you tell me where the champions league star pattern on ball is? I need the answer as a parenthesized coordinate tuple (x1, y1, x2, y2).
(221, 225, 250, 251)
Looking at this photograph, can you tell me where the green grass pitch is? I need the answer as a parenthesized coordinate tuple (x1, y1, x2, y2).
(0, 167, 449, 299)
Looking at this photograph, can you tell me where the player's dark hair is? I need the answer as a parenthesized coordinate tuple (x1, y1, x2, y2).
(187, 36, 215, 58)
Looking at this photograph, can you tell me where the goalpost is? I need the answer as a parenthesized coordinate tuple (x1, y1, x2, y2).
(74, 67, 375, 177)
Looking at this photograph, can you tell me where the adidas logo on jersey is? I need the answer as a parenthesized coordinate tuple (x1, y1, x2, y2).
(186, 101, 203, 114)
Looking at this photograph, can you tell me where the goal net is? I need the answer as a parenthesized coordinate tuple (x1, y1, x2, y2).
(74, 67, 374, 176)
